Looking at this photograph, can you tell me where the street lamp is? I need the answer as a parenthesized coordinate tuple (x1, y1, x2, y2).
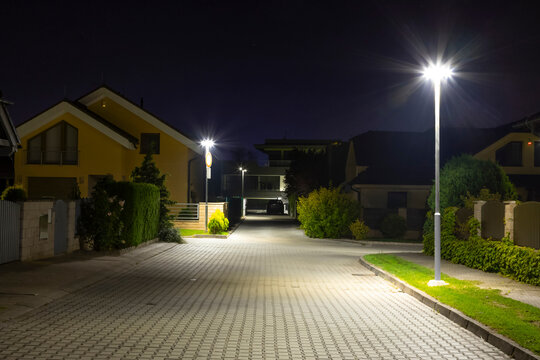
(423, 61, 452, 287)
(239, 167, 247, 217)
(201, 139, 215, 232)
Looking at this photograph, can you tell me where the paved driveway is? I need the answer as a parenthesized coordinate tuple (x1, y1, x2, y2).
(0, 215, 508, 359)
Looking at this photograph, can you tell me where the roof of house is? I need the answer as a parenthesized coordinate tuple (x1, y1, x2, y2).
(0, 95, 21, 157)
(349, 124, 522, 186)
(17, 101, 138, 149)
(77, 85, 201, 154)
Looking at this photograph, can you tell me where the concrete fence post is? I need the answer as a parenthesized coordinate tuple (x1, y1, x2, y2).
(473, 201, 486, 237)
(504, 201, 517, 242)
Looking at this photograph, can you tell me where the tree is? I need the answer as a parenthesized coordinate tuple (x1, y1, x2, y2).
(426, 154, 517, 211)
(131, 152, 173, 228)
(284, 150, 329, 199)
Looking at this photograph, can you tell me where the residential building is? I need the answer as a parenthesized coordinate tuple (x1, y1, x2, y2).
(222, 139, 347, 213)
(346, 120, 540, 238)
(14, 85, 203, 201)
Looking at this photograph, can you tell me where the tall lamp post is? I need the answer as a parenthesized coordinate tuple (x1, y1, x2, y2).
(239, 167, 247, 217)
(423, 62, 452, 287)
(201, 139, 214, 232)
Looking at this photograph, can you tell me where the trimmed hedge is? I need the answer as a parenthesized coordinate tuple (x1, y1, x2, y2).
(208, 209, 229, 234)
(1, 185, 27, 202)
(78, 177, 160, 250)
(424, 207, 540, 286)
(114, 181, 160, 247)
(380, 214, 407, 239)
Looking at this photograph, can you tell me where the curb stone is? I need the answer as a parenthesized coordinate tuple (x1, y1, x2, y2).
(358, 256, 539, 360)
(189, 217, 246, 239)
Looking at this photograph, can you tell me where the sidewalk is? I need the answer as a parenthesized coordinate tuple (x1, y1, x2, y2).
(0, 242, 177, 322)
(390, 252, 540, 309)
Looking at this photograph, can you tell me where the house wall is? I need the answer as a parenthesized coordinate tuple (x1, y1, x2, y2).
(87, 98, 193, 202)
(15, 113, 127, 198)
(474, 132, 540, 175)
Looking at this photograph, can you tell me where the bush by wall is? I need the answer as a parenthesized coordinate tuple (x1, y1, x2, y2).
(350, 220, 370, 240)
(297, 187, 361, 238)
(380, 214, 407, 239)
(423, 206, 540, 286)
(208, 209, 229, 234)
(1, 185, 27, 202)
(78, 177, 160, 250)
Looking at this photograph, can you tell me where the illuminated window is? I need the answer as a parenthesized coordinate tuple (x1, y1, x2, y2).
(27, 122, 78, 165)
(496, 141, 522, 167)
(140, 133, 160, 154)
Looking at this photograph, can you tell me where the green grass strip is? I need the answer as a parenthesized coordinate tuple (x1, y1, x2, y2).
(364, 254, 540, 355)
(179, 229, 228, 237)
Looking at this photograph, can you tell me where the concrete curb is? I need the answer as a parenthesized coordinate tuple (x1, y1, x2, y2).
(358, 256, 539, 360)
(90, 238, 161, 256)
(337, 238, 422, 246)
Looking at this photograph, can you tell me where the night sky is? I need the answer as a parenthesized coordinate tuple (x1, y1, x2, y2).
(2, 1, 540, 159)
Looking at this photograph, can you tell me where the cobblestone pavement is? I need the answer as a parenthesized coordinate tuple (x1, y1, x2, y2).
(0, 215, 509, 359)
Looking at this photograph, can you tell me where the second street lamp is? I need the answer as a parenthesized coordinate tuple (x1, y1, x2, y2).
(239, 167, 247, 217)
(201, 139, 215, 232)
(423, 61, 452, 287)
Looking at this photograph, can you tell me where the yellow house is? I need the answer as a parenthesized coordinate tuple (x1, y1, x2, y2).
(15, 86, 204, 201)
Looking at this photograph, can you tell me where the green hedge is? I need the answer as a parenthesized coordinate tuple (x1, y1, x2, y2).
(423, 207, 540, 286)
(78, 177, 160, 250)
(114, 181, 160, 247)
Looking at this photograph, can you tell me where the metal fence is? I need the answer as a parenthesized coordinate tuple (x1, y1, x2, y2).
(169, 203, 199, 220)
(0, 200, 20, 264)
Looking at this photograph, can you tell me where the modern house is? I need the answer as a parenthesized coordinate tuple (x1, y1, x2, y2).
(0, 93, 21, 192)
(221, 139, 347, 213)
(14, 85, 204, 201)
(346, 120, 540, 238)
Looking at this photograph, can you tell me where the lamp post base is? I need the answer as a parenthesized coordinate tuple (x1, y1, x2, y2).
(427, 279, 448, 287)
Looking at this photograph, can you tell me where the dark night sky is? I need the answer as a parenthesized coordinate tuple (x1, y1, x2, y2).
(2, 1, 540, 159)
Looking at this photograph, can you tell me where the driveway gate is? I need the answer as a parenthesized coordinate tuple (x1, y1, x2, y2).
(0, 200, 20, 264)
(54, 200, 67, 255)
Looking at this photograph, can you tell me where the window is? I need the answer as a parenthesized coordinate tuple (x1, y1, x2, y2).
(496, 141, 522, 166)
(27, 122, 78, 165)
(140, 133, 160, 154)
(387, 191, 407, 209)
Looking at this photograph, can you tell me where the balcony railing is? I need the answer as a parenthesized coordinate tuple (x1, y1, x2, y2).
(26, 150, 79, 165)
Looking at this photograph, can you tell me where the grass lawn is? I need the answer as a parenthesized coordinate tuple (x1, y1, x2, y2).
(179, 229, 228, 237)
(364, 254, 540, 355)
(361, 237, 422, 243)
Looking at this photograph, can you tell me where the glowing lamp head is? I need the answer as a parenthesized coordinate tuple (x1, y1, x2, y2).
(423, 63, 453, 82)
(201, 139, 215, 150)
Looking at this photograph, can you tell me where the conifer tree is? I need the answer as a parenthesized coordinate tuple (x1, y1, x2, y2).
(131, 152, 173, 228)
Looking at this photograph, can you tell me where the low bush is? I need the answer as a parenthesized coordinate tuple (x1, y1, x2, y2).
(159, 227, 183, 243)
(380, 214, 407, 239)
(350, 220, 370, 240)
(297, 187, 361, 238)
(1, 185, 27, 202)
(208, 209, 229, 234)
(423, 206, 540, 286)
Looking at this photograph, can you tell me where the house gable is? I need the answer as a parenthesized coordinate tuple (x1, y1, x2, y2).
(78, 86, 201, 154)
(17, 101, 137, 150)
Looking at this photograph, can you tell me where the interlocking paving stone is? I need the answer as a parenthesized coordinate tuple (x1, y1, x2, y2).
(0, 216, 510, 359)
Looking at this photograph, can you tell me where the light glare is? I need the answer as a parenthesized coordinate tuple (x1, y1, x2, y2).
(423, 63, 453, 82)
(201, 139, 215, 149)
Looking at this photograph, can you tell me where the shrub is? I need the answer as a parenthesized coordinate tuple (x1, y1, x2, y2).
(78, 177, 160, 250)
(159, 227, 184, 243)
(208, 209, 229, 234)
(1, 185, 27, 202)
(427, 155, 517, 211)
(380, 214, 407, 238)
(350, 220, 370, 240)
(297, 187, 361, 238)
